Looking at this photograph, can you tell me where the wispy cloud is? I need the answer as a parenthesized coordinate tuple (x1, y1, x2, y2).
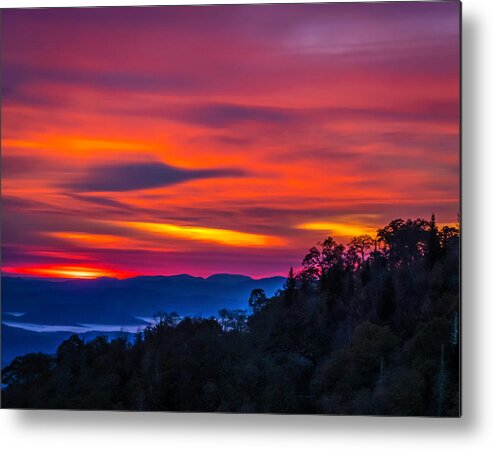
(64, 161, 245, 192)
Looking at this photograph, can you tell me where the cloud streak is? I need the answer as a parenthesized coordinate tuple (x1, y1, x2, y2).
(64, 161, 245, 192)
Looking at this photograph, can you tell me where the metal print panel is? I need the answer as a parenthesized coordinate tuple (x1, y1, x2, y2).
(0, 2, 461, 415)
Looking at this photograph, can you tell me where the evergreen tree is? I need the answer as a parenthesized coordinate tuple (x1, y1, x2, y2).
(426, 213, 441, 268)
(283, 267, 297, 306)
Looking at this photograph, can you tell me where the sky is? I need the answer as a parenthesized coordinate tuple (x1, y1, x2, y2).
(1, 2, 460, 279)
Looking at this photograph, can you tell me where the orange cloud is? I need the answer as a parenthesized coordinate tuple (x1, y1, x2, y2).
(47, 231, 160, 251)
(117, 221, 284, 247)
(296, 221, 377, 239)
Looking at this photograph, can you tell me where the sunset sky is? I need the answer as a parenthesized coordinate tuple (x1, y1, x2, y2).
(1, 3, 460, 279)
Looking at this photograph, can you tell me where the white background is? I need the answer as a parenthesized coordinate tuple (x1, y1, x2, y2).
(0, 0, 491, 448)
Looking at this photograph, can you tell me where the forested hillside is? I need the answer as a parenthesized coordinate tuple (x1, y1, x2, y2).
(1, 216, 460, 415)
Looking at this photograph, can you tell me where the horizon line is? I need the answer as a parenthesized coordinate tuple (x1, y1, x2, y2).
(0, 272, 288, 282)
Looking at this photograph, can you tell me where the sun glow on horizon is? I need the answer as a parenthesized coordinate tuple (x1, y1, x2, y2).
(3, 265, 131, 279)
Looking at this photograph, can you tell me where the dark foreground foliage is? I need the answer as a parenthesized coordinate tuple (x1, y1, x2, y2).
(1, 216, 460, 415)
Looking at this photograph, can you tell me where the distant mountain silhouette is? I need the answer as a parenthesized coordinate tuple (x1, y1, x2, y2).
(205, 274, 253, 284)
(1, 273, 284, 365)
(2, 274, 285, 323)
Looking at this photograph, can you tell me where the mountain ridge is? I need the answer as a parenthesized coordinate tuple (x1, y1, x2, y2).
(1, 273, 286, 283)
(1, 273, 285, 325)
(1, 273, 285, 366)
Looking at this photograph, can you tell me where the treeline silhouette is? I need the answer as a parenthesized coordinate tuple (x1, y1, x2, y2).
(1, 216, 460, 415)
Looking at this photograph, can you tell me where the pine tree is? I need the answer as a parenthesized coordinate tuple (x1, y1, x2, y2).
(283, 267, 297, 306)
(426, 213, 441, 268)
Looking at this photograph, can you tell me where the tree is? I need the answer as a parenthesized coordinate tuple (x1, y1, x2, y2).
(218, 309, 248, 333)
(301, 247, 321, 283)
(344, 245, 360, 271)
(283, 267, 297, 306)
(2, 353, 54, 387)
(320, 237, 345, 273)
(249, 288, 268, 314)
(377, 218, 430, 267)
(440, 225, 459, 261)
(426, 214, 441, 268)
(440, 226, 459, 247)
(349, 234, 375, 267)
(154, 311, 180, 327)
